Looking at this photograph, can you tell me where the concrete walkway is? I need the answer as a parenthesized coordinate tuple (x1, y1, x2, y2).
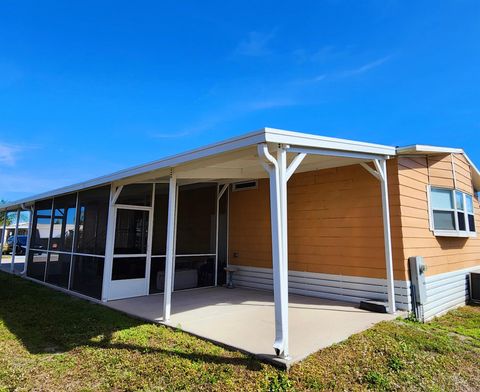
(105, 287, 395, 367)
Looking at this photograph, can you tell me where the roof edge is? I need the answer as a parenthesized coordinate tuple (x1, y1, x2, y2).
(1, 128, 399, 210)
(396, 144, 480, 192)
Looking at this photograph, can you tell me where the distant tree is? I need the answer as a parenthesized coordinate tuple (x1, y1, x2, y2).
(0, 200, 12, 226)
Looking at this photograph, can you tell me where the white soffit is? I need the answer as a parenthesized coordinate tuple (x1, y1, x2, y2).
(2, 128, 396, 210)
(397, 144, 480, 192)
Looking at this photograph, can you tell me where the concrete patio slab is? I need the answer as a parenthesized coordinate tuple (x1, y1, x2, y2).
(105, 287, 396, 367)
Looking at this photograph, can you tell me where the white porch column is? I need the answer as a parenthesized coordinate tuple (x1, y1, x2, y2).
(101, 184, 118, 302)
(10, 209, 21, 273)
(22, 206, 34, 275)
(258, 144, 289, 358)
(0, 211, 6, 266)
(360, 159, 396, 314)
(376, 159, 396, 314)
(163, 172, 177, 321)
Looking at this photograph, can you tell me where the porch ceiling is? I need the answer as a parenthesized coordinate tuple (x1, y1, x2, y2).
(115, 146, 381, 185)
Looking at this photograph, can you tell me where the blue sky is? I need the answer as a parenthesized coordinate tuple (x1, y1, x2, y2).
(0, 1, 479, 201)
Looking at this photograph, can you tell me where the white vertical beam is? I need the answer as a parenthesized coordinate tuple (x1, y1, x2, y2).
(67, 193, 80, 288)
(144, 183, 155, 295)
(10, 209, 21, 273)
(0, 211, 7, 267)
(375, 159, 396, 314)
(163, 173, 177, 321)
(215, 183, 228, 286)
(22, 206, 34, 275)
(257, 143, 289, 358)
(101, 184, 118, 302)
(276, 145, 289, 358)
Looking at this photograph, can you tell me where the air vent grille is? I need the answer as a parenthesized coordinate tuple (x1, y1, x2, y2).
(232, 181, 257, 192)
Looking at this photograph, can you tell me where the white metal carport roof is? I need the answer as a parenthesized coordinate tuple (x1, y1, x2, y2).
(2, 129, 479, 211)
(1, 127, 397, 210)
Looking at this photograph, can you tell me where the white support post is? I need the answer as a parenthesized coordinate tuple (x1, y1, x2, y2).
(276, 145, 290, 358)
(10, 209, 21, 273)
(258, 143, 290, 359)
(360, 160, 396, 314)
(214, 184, 228, 287)
(163, 172, 177, 321)
(22, 206, 34, 275)
(101, 184, 118, 302)
(0, 211, 6, 266)
(144, 183, 156, 295)
(375, 159, 396, 314)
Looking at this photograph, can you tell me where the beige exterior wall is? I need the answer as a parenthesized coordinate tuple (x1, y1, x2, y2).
(228, 153, 480, 283)
(229, 160, 407, 280)
(397, 153, 480, 276)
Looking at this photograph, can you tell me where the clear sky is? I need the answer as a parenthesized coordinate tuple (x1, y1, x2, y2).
(0, 1, 479, 201)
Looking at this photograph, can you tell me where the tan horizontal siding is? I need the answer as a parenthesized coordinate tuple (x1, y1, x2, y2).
(398, 155, 480, 277)
(228, 153, 479, 284)
(229, 160, 406, 280)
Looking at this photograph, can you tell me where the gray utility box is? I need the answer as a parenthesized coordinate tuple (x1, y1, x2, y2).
(409, 256, 427, 321)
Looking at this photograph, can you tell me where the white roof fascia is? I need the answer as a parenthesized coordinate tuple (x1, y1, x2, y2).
(1, 130, 268, 210)
(1, 128, 396, 210)
(265, 128, 396, 155)
(396, 144, 463, 155)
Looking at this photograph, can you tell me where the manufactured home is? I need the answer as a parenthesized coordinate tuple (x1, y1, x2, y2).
(1, 128, 479, 364)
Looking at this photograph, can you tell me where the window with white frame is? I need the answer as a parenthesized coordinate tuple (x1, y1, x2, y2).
(429, 187, 476, 236)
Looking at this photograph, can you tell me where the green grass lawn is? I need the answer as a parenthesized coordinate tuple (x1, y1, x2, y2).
(0, 272, 479, 391)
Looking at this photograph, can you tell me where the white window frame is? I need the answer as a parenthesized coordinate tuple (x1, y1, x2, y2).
(428, 185, 477, 238)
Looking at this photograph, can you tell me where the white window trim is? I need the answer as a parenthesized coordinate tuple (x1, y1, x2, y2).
(428, 185, 477, 238)
(433, 229, 476, 238)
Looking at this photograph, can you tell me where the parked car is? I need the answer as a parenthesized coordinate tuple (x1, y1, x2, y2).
(4, 235, 28, 255)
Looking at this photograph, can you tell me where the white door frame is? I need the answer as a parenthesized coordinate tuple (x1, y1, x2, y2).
(107, 198, 154, 300)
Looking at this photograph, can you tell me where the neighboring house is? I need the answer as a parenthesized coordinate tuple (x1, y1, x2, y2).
(0, 128, 479, 360)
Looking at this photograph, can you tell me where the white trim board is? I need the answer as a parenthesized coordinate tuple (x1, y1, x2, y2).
(230, 265, 411, 311)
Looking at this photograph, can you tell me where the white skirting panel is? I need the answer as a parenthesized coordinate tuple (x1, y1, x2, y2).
(231, 265, 411, 311)
(423, 268, 474, 321)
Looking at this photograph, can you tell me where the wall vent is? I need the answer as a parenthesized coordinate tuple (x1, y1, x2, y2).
(232, 180, 258, 192)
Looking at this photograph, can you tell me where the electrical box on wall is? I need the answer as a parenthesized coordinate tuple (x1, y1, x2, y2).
(409, 256, 427, 321)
